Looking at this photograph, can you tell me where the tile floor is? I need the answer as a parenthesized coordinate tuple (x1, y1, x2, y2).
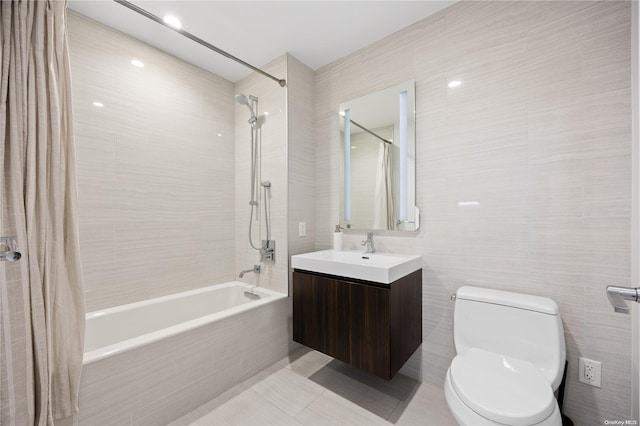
(170, 348, 456, 426)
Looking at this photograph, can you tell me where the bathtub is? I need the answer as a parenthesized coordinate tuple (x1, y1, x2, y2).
(84, 281, 286, 364)
(67, 282, 290, 426)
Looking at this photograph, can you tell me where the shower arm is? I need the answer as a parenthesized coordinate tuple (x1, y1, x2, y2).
(113, 0, 286, 87)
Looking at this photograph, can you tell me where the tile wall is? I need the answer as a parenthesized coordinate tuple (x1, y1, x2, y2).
(234, 56, 288, 295)
(314, 1, 633, 424)
(68, 12, 236, 311)
(287, 55, 317, 279)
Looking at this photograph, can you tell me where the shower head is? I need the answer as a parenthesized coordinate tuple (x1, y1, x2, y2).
(235, 93, 249, 106)
(235, 93, 258, 127)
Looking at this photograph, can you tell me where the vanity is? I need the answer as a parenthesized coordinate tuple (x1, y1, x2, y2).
(291, 80, 422, 379)
(291, 250, 422, 380)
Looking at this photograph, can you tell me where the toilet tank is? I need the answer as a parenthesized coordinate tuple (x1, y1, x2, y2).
(454, 286, 566, 390)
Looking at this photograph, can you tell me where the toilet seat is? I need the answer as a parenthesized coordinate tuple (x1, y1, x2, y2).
(449, 348, 556, 426)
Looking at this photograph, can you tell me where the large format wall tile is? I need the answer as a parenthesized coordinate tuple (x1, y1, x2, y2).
(314, 2, 633, 424)
(287, 55, 316, 272)
(68, 12, 236, 311)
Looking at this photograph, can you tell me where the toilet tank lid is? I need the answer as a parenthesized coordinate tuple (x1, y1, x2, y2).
(456, 286, 559, 315)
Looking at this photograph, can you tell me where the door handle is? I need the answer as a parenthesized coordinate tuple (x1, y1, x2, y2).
(0, 237, 21, 262)
(606, 286, 639, 314)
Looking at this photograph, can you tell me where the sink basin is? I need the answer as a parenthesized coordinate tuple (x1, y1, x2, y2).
(291, 250, 422, 284)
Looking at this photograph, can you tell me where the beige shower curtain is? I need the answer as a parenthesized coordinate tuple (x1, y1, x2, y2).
(0, 1, 85, 424)
(373, 142, 395, 230)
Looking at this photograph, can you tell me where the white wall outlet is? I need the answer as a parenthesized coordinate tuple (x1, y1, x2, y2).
(578, 357, 602, 387)
(298, 222, 306, 237)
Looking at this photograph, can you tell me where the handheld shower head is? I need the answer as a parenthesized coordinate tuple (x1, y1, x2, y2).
(235, 93, 258, 127)
(234, 93, 249, 106)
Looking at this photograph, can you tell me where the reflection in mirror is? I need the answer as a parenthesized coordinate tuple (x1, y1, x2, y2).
(339, 80, 418, 231)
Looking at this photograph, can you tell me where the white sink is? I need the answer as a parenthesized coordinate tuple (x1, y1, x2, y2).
(291, 250, 422, 284)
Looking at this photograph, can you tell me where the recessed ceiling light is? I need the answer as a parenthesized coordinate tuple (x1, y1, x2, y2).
(448, 80, 462, 88)
(163, 15, 182, 29)
(217, 133, 223, 137)
(130, 59, 144, 68)
(458, 201, 479, 207)
(92, 101, 104, 108)
(351, 146, 357, 149)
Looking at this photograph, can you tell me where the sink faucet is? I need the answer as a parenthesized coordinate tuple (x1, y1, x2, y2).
(361, 232, 375, 253)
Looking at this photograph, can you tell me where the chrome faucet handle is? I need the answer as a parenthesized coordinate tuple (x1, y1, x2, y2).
(361, 232, 375, 253)
(260, 240, 276, 262)
(361, 232, 373, 243)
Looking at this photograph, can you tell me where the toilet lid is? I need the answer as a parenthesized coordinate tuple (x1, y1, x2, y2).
(449, 348, 556, 426)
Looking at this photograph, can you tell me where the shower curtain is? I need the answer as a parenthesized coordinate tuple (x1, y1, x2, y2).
(373, 143, 395, 230)
(0, 1, 85, 424)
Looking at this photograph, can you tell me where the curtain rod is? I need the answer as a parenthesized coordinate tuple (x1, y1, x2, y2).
(347, 118, 393, 144)
(112, 0, 287, 87)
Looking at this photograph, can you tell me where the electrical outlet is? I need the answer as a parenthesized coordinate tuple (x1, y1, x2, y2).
(578, 357, 602, 387)
(298, 222, 306, 237)
(584, 363, 595, 382)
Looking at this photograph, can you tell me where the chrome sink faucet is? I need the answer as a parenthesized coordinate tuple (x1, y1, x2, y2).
(361, 232, 375, 253)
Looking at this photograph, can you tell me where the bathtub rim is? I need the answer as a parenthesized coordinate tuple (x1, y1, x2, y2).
(83, 281, 287, 365)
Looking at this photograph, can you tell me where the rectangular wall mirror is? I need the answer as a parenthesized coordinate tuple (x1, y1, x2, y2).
(339, 80, 418, 231)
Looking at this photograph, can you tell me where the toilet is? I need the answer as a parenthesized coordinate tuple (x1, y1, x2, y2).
(444, 286, 566, 426)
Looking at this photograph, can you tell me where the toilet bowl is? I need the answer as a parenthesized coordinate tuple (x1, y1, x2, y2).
(445, 287, 565, 426)
(444, 349, 562, 425)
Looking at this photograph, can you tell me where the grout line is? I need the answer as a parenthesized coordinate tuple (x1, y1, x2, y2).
(264, 400, 305, 425)
(293, 388, 327, 419)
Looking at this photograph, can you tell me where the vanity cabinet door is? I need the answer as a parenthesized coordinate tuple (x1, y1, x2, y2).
(348, 281, 390, 377)
(293, 271, 391, 378)
(292, 271, 350, 362)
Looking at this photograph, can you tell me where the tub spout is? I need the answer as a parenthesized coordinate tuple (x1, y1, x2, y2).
(239, 265, 260, 278)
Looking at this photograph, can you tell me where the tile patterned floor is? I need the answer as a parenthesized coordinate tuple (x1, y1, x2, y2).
(169, 348, 456, 426)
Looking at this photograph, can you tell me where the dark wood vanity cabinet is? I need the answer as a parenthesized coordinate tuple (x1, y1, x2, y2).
(292, 269, 422, 380)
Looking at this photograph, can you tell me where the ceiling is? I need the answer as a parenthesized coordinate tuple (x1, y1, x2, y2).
(67, 1, 456, 83)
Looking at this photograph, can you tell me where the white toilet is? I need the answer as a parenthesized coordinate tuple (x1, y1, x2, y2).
(444, 286, 566, 426)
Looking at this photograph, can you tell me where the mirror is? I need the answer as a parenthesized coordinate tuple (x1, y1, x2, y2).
(339, 80, 418, 231)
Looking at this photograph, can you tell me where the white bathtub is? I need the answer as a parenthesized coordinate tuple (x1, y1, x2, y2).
(84, 281, 286, 364)
(69, 282, 290, 425)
